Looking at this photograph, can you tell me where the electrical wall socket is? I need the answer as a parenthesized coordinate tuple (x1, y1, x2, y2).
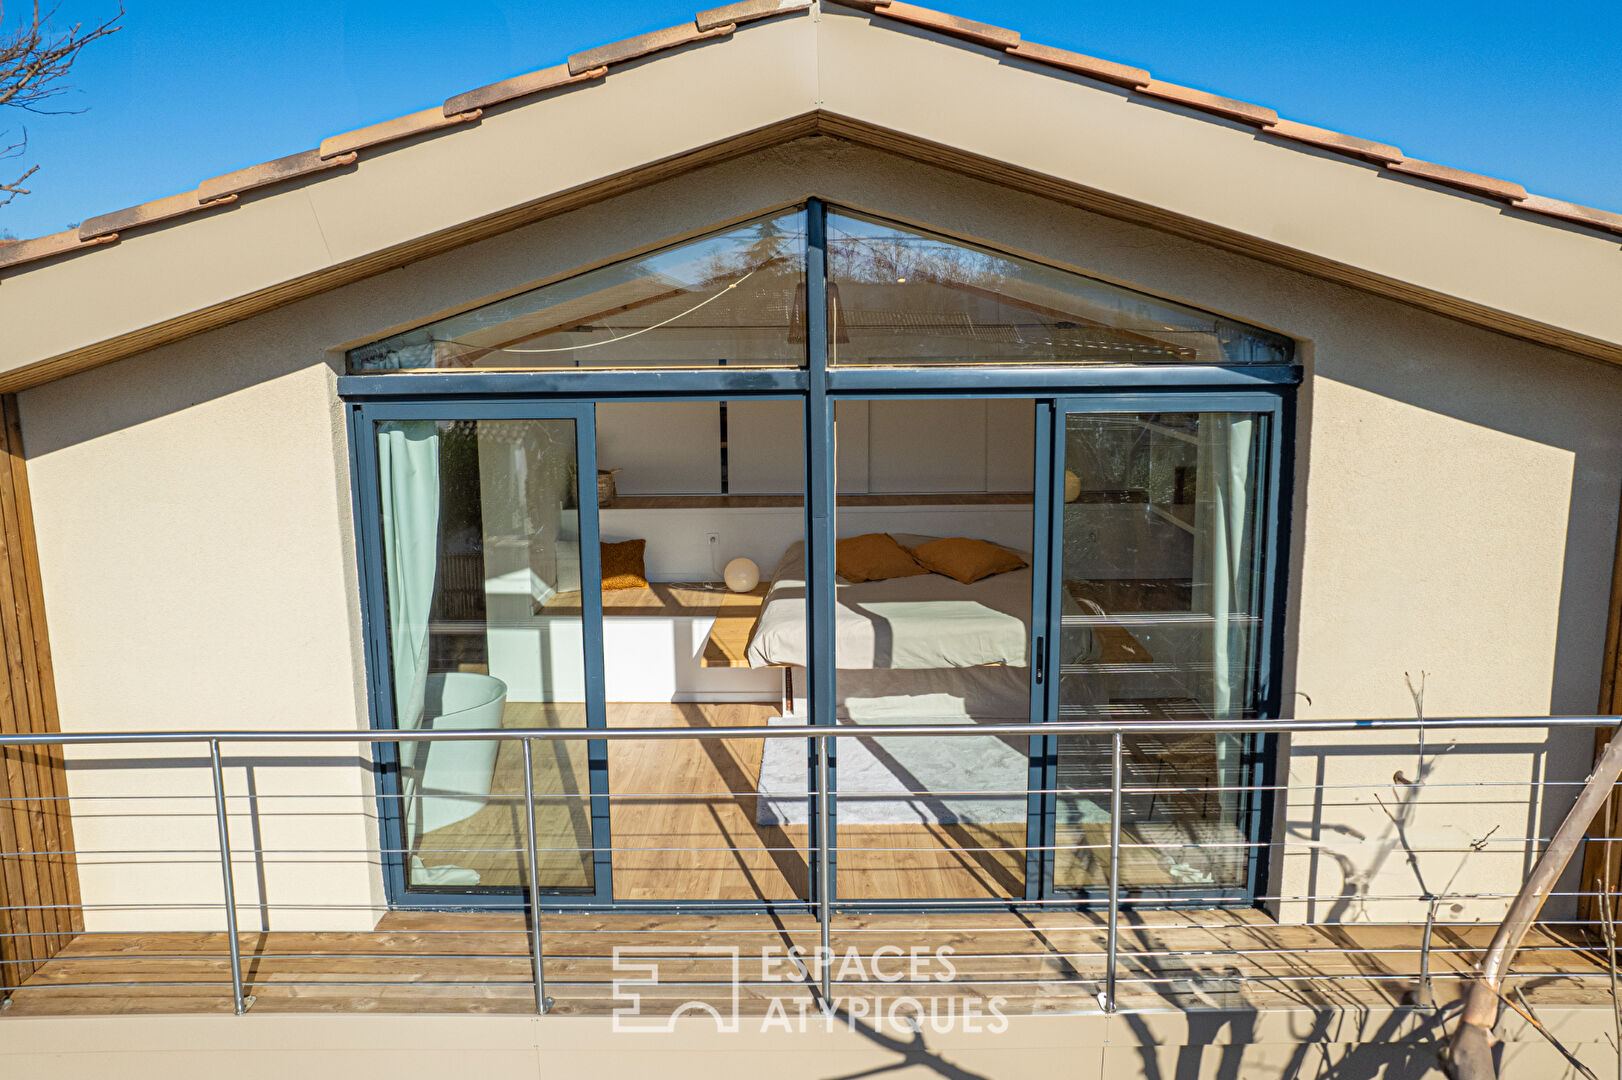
(706, 531, 719, 547)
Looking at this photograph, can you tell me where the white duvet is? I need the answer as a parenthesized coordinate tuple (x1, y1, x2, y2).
(747, 536, 1032, 670)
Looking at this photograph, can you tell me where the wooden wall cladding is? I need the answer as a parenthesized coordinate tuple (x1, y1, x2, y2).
(0, 394, 81, 995)
(1579, 490, 1622, 926)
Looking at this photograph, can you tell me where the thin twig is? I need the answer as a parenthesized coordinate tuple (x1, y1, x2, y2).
(1509, 983, 1600, 1080)
(1601, 863, 1622, 1080)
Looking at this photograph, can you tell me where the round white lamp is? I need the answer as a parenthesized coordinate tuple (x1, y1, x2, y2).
(1064, 469, 1083, 503)
(724, 557, 760, 593)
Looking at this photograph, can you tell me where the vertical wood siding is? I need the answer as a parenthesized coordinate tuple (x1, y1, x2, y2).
(0, 394, 81, 994)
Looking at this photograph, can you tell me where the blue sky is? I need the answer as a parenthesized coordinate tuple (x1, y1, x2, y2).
(2, 1, 1618, 239)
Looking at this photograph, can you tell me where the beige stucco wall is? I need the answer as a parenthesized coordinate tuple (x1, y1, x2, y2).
(15, 138, 1622, 930)
(17, 339, 381, 931)
(1, 1006, 1618, 1079)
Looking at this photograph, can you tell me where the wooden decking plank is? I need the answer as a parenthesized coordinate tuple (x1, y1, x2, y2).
(10, 913, 1607, 1018)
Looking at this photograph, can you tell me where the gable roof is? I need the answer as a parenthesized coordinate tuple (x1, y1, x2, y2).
(1, 0, 1619, 386)
(3, 0, 1616, 280)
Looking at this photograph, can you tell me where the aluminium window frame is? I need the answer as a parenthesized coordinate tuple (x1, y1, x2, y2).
(339, 197, 1302, 914)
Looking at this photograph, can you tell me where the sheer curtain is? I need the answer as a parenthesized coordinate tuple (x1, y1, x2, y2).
(1196, 414, 1256, 721)
(1194, 414, 1261, 828)
(376, 421, 441, 733)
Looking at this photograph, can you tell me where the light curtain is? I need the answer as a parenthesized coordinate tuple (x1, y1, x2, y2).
(377, 421, 441, 732)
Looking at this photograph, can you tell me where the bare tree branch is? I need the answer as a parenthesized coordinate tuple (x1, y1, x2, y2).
(0, 2, 123, 207)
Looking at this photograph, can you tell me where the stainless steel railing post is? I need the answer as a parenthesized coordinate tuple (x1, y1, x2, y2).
(521, 737, 552, 1014)
(209, 739, 246, 1015)
(1102, 730, 1122, 1015)
(815, 729, 833, 1005)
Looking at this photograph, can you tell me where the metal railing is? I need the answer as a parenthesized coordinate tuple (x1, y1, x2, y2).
(0, 714, 1617, 1019)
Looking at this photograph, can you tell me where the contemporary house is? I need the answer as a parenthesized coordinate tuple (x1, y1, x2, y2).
(1, 2, 1621, 1076)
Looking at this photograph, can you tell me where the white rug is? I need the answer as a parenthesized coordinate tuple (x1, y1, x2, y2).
(756, 714, 1030, 825)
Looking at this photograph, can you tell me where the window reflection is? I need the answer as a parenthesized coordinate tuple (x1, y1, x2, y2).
(827, 210, 1292, 366)
(351, 211, 807, 371)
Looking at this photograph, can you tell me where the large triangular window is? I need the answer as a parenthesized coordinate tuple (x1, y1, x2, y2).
(348, 203, 1290, 371)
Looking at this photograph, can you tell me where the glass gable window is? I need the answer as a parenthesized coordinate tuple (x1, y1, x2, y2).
(826, 210, 1292, 366)
(350, 210, 807, 371)
(349, 203, 1291, 374)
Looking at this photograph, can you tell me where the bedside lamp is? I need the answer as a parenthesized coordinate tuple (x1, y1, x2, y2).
(724, 557, 760, 593)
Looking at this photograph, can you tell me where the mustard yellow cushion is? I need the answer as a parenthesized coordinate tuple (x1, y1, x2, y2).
(908, 537, 1027, 584)
(601, 539, 649, 591)
(835, 533, 929, 584)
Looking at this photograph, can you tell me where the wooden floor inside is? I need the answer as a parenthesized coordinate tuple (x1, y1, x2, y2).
(5, 910, 1608, 1017)
(415, 702, 1037, 901)
(412, 702, 1243, 901)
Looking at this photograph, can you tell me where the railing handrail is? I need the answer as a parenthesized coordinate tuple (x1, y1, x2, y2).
(5, 713, 1619, 1025)
(0, 714, 1615, 747)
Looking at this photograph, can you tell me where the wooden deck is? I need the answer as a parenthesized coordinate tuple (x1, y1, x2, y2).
(3, 910, 1608, 1017)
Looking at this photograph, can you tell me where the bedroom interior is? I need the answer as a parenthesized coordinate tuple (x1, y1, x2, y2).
(364, 200, 1282, 908)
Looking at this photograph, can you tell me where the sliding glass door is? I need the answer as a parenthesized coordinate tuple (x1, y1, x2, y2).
(357, 403, 610, 904)
(1040, 395, 1281, 903)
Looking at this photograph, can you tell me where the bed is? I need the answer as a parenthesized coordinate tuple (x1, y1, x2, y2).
(750, 535, 1101, 825)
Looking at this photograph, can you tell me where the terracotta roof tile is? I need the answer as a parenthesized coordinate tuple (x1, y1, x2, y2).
(1514, 194, 1622, 237)
(1003, 40, 1149, 89)
(696, 0, 811, 33)
(0, 228, 117, 271)
(319, 107, 483, 161)
(1387, 158, 1528, 202)
(443, 63, 606, 117)
(568, 21, 736, 76)
(196, 149, 357, 203)
(1, 4, 1613, 280)
(1138, 80, 1278, 127)
(1265, 119, 1402, 165)
(79, 191, 238, 242)
(854, 1, 1020, 49)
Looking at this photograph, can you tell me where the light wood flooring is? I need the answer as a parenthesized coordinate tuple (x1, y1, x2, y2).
(5, 909, 1609, 1018)
(414, 702, 1033, 901)
(413, 702, 1248, 901)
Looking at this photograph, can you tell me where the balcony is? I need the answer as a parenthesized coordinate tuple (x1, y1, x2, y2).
(1, 718, 1618, 1072)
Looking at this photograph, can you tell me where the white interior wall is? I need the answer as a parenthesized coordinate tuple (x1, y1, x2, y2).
(599, 400, 1038, 497)
(598, 402, 722, 494)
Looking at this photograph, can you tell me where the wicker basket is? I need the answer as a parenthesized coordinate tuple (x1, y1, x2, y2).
(597, 469, 620, 508)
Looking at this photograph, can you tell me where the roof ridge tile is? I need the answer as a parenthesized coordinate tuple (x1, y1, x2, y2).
(568, 20, 737, 76)
(1003, 40, 1149, 89)
(1138, 79, 1278, 127)
(79, 191, 237, 242)
(443, 63, 607, 117)
(1513, 194, 1622, 237)
(1264, 119, 1402, 165)
(197, 149, 358, 203)
(697, 0, 811, 33)
(0, 229, 118, 272)
(319, 107, 483, 162)
(845, 1, 1020, 50)
(1386, 158, 1528, 202)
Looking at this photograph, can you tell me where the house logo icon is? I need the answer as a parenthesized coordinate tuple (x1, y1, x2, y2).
(612, 946, 742, 1032)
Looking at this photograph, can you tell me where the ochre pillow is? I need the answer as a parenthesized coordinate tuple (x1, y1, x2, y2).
(835, 533, 929, 584)
(908, 537, 1027, 584)
(601, 539, 649, 591)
